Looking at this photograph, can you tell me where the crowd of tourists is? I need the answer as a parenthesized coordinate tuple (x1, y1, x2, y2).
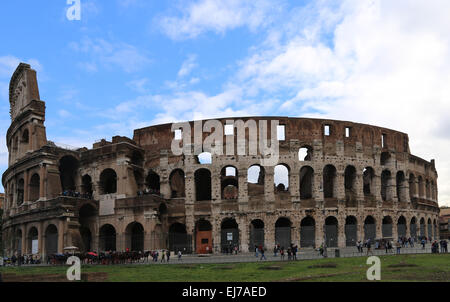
(253, 244, 299, 261)
(137, 188, 161, 197)
(61, 190, 93, 199)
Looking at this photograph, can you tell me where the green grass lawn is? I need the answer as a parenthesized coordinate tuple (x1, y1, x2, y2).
(1, 254, 449, 282)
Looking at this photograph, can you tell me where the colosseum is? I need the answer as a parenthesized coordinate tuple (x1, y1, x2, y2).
(1, 63, 440, 257)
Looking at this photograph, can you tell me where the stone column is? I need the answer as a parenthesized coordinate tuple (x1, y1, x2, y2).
(39, 164, 46, 199)
(336, 171, 345, 200)
(265, 166, 275, 209)
(338, 216, 346, 248)
(23, 170, 29, 203)
(38, 222, 44, 256)
(239, 216, 248, 252)
(58, 219, 65, 254)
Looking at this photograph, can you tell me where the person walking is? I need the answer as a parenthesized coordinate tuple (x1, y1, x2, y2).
(273, 245, 278, 257)
(280, 247, 285, 260)
(260, 247, 266, 260)
(166, 250, 170, 262)
(178, 250, 182, 261)
(292, 245, 298, 260)
(366, 239, 373, 256)
(396, 241, 401, 254)
(254, 245, 259, 258)
(160, 250, 166, 263)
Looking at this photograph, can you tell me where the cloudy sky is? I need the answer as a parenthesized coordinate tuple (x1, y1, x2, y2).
(0, 0, 449, 206)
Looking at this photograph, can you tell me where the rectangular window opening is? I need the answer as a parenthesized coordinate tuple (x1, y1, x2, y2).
(225, 124, 234, 136)
(277, 125, 286, 141)
(324, 125, 330, 136)
(345, 127, 351, 138)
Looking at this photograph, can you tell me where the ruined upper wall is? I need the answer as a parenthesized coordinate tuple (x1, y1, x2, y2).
(133, 117, 411, 155)
(9, 63, 41, 121)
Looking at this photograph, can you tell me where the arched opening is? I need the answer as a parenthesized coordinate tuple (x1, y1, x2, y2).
(221, 218, 239, 253)
(427, 218, 432, 240)
(126, 222, 144, 252)
(130, 150, 144, 166)
(364, 216, 376, 241)
(21, 129, 29, 144)
(195, 168, 212, 201)
(28, 227, 39, 254)
(345, 216, 357, 247)
(409, 174, 416, 199)
(221, 166, 238, 199)
(274, 164, 289, 192)
(418, 176, 425, 198)
(426, 180, 431, 200)
(196, 152, 212, 164)
(100, 169, 117, 194)
(300, 166, 314, 200)
(146, 170, 160, 193)
(363, 167, 375, 196)
(381, 170, 392, 201)
(249, 219, 264, 251)
(195, 219, 212, 254)
(169, 169, 185, 198)
(81, 175, 93, 198)
(59, 156, 79, 193)
(324, 216, 338, 247)
(323, 165, 337, 198)
(344, 165, 357, 205)
(433, 219, 438, 240)
(247, 165, 265, 196)
(78, 204, 96, 252)
(397, 216, 407, 238)
(380, 152, 391, 166)
(14, 229, 23, 254)
(419, 218, 425, 239)
(99, 224, 116, 251)
(45, 225, 58, 256)
(382, 216, 393, 238)
(298, 146, 313, 161)
(275, 217, 292, 249)
(29, 173, 40, 202)
(300, 216, 315, 248)
(410, 217, 417, 239)
(17, 178, 24, 206)
(396, 171, 406, 202)
(169, 223, 191, 253)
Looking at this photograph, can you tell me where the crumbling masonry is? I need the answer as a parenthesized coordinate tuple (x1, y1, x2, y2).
(1, 63, 440, 257)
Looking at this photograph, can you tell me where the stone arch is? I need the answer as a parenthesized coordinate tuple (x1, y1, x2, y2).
(146, 170, 160, 193)
(298, 145, 313, 161)
(99, 224, 116, 251)
(300, 166, 314, 200)
(29, 173, 40, 202)
(99, 168, 117, 194)
(419, 217, 426, 238)
(345, 216, 358, 246)
(382, 216, 393, 238)
(274, 164, 290, 192)
(195, 219, 213, 254)
(169, 223, 190, 253)
(221, 218, 239, 253)
(249, 219, 265, 251)
(409, 173, 416, 199)
(45, 224, 58, 256)
(300, 216, 315, 248)
(363, 167, 375, 196)
(195, 168, 212, 201)
(81, 174, 93, 197)
(381, 170, 392, 201)
(418, 176, 425, 198)
(196, 152, 212, 164)
(323, 165, 337, 198)
(324, 216, 338, 247)
(364, 216, 376, 241)
(427, 218, 432, 240)
(59, 155, 79, 192)
(221, 166, 238, 199)
(344, 165, 357, 205)
(397, 216, 407, 238)
(125, 222, 144, 252)
(275, 217, 292, 249)
(396, 171, 407, 202)
(410, 217, 417, 239)
(247, 164, 265, 196)
(17, 178, 24, 206)
(27, 227, 39, 254)
(169, 169, 185, 198)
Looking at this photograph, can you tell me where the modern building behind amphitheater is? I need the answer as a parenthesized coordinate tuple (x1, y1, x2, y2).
(1, 63, 440, 257)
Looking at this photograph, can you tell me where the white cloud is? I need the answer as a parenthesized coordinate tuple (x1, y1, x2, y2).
(178, 54, 198, 77)
(70, 37, 151, 73)
(158, 0, 283, 40)
(231, 0, 450, 205)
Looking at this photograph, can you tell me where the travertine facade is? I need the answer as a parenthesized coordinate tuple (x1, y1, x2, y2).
(1, 63, 440, 257)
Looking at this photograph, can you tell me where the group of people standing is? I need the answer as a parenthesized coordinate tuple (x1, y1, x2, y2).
(254, 244, 299, 261)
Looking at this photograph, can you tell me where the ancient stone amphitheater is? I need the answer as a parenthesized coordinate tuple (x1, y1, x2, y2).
(1, 63, 440, 257)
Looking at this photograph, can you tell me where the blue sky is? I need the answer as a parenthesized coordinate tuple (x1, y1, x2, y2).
(0, 0, 450, 205)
